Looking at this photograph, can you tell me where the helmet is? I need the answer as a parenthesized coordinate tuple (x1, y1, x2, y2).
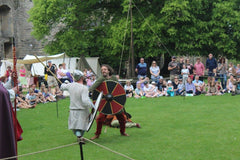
(73, 70, 84, 81)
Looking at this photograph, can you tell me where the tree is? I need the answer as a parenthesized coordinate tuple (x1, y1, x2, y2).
(29, 0, 240, 75)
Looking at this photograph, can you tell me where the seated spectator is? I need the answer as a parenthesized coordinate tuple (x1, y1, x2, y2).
(16, 95, 34, 109)
(176, 79, 185, 95)
(53, 86, 65, 99)
(181, 64, 189, 85)
(151, 81, 162, 96)
(136, 76, 149, 90)
(193, 75, 205, 95)
(42, 88, 56, 102)
(232, 75, 240, 95)
(216, 81, 225, 94)
(206, 78, 222, 96)
(185, 77, 195, 96)
(167, 80, 174, 97)
(30, 84, 39, 93)
(143, 81, 159, 98)
(134, 83, 144, 98)
(172, 76, 179, 95)
(161, 80, 168, 96)
(26, 88, 41, 107)
(157, 77, 164, 91)
(226, 74, 236, 93)
(124, 80, 134, 97)
(236, 64, 240, 76)
(87, 69, 94, 78)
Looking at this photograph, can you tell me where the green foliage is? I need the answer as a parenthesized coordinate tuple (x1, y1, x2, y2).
(29, 0, 240, 69)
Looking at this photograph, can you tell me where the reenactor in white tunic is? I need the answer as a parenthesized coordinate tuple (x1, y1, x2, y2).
(61, 70, 94, 141)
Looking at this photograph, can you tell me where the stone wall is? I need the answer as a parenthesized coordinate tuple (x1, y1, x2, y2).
(0, 0, 44, 60)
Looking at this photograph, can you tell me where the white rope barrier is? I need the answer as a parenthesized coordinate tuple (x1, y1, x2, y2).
(0, 138, 136, 160)
(83, 138, 136, 160)
(0, 142, 79, 160)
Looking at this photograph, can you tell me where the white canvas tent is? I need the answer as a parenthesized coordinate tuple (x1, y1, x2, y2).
(0, 53, 101, 77)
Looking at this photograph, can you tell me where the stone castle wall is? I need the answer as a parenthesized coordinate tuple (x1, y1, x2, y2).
(0, 0, 44, 60)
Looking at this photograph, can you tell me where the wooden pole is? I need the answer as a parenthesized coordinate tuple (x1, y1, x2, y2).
(34, 55, 62, 84)
(130, 0, 135, 77)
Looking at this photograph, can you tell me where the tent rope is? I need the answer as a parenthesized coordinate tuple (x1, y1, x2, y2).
(118, 2, 131, 76)
(0, 138, 136, 160)
(132, 0, 172, 56)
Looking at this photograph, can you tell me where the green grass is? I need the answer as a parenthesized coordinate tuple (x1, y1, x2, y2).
(17, 94, 240, 160)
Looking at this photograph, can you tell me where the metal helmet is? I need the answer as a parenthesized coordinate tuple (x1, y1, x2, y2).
(73, 70, 84, 81)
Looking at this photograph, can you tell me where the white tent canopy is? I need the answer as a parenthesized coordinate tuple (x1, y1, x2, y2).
(0, 53, 101, 77)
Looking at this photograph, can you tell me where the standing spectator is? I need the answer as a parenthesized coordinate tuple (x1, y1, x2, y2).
(194, 57, 205, 81)
(186, 58, 194, 80)
(57, 64, 63, 86)
(135, 58, 147, 79)
(19, 65, 27, 88)
(179, 57, 185, 76)
(124, 81, 134, 97)
(87, 69, 94, 77)
(181, 64, 189, 85)
(44, 61, 58, 89)
(60, 63, 70, 82)
(5, 66, 12, 78)
(217, 58, 227, 88)
(150, 60, 161, 83)
(168, 56, 180, 81)
(185, 77, 196, 95)
(206, 53, 217, 77)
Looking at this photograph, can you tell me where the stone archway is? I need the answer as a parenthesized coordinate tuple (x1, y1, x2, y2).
(0, 4, 13, 58)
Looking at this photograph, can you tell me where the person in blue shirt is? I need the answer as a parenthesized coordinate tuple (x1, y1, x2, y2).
(135, 58, 147, 79)
(206, 53, 217, 77)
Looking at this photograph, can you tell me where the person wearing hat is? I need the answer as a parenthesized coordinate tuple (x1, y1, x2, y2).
(61, 70, 94, 142)
(44, 60, 58, 90)
(89, 64, 129, 140)
(168, 56, 180, 81)
(166, 80, 174, 97)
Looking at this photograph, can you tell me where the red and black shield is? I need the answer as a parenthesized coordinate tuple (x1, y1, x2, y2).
(92, 80, 126, 115)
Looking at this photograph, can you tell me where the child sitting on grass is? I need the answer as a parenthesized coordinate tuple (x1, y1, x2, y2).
(134, 83, 144, 98)
(167, 80, 174, 97)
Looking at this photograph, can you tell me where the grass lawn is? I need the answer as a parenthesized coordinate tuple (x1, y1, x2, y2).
(17, 94, 240, 160)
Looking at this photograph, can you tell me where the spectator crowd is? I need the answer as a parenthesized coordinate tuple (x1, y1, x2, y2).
(0, 60, 96, 109)
(127, 53, 240, 98)
(1, 53, 240, 110)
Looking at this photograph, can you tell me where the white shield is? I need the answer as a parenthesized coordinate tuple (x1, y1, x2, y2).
(86, 92, 103, 132)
